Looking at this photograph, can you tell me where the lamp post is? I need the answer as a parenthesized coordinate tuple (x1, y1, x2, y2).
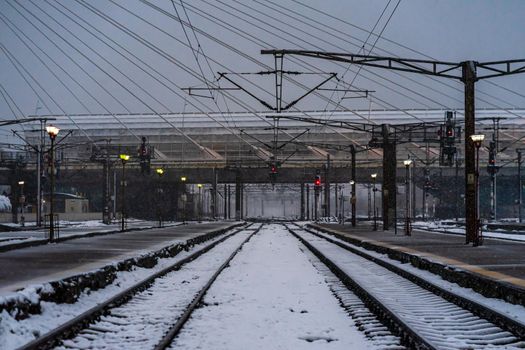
(350, 180, 356, 227)
(156, 168, 164, 228)
(46, 125, 59, 242)
(371, 173, 377, 231)
(403, 159, 413, 236)
(181, 176, 187, 223)
(517, 149, 523, 223)
(197, 184, 203, 222)
(470, 134, 485, 246)
(18, 181, 25, 227)
(119, 154, 130, 231)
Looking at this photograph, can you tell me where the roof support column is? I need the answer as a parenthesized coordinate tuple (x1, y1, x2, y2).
(463, 61, 478, 245)
(382, 124, 397, 230)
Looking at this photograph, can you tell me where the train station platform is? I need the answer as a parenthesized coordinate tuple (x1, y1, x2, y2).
(310, 223, 525, 306)
(0, 222, 240, 296)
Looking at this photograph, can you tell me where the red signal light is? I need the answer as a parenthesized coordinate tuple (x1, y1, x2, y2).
(314, 176, 321, 187)
(271, 165, 277, 174)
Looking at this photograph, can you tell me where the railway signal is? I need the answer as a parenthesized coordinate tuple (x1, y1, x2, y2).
(487, 141, 498, 175)
(314, 174, 321, 187)
(440, 111, 458, 167)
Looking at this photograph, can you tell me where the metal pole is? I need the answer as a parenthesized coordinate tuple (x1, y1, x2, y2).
(475, 144, 481, 246)
(198, 186, 202, 222)
(300, 183, 305, 220)
(113, 169, 117, 220)
(382, 124, 396, 230)
(351, 146, 356, 227)
(36, 144, 42, 227)
(463, 61, 477, 245)
(373, 177, 377, 231)
(120, 160, 126, 232)
(405, 164, 411, 236)
(306, 184, 310, 220)
(19, 181, 25, 226)
(227, 184, 231, 219)
(314, 185, 319, 221)
(49, 136, 55, 241)
(37, 120, 44, 227)
(334, 183, 339, 221)
(224, 184, 227, 219)
(340, 188, 345, 224)
(324, 154, 331, 217)
(518, 150, 523, 223)
(455, 154, 460, 222)
(212, 168, 218, 219)
(367, 183, 371, 220)
(235, 172, 241, 220)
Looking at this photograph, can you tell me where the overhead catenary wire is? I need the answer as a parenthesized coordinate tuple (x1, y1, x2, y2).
(191, 0, 437, 118)
(0, 42, 95, 142)
(181, 0, 237, 128)
(224, 0, 523, 145)
(47, 0, 271, 159)
(0, 82, 25, 120)
(286, 0, 525, 115)
(0, 13, 93, 115)
(15, 0, 216, 155)
(146, 0, 377, 154)
(323, 0, 402, 122)
(2, 3, 520, 163)
(67, 0, 266, 154)
(104, 0, 356, 152)
(2, 2, 146, 143)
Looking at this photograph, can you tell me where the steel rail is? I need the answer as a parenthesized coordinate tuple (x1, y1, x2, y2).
(300, 224, 525, 339)
(288, 223, 525, 349)
(154, 224, 263, 349)
(17, 223, 253, 350)
(285, 224, 435, 349)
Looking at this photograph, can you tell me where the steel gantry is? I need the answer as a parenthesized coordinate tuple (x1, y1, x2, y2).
(262, 49, 525, 246)
(272, 114, 448, 230)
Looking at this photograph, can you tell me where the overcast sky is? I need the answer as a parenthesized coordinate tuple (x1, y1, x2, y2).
(1, 0, 525, 120)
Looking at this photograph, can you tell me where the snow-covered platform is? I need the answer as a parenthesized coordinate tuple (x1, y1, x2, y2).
(311, 223, 525, 305)
(0, 222, 239, 296)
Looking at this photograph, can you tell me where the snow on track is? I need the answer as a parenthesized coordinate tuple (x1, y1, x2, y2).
(295, 228, 525, 349)
(172, 224, 377, 350)
(52, 230, 252, 350)
(1, 230, 233, 350)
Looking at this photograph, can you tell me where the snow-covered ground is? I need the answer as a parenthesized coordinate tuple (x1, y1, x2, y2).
(3, 223, 522, 349)
(307, 226, 525, 325)
(56, 230, 252, 350)
(173, 224, 377, 349)
(412, 220, 525, 242)
(0, 231, 231, 350)
(0, 219, 180, 247)
(0, 195, 11, 212)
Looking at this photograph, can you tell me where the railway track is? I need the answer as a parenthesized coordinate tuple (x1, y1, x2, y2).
(286, 223, 525, 349)
(17, 223, 262, 350)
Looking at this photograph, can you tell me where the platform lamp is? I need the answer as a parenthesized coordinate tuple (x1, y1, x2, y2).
(197, 184, 203, 222)
(371, 173, 378, 231)
(180, 176, 187, 223)
(119, 154, 130, 231)
(156, 168, 164, 227)
(18, 181, 25, 227)
(470, 134, 485, 246)
(403, 159, 413, 236)
(350, 180, 356, 227)
(46, 125, 59, 242)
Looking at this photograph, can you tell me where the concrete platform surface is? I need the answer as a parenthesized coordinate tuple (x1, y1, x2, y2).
(0, 222, 238, 295)
(314, 223, 525, 290)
